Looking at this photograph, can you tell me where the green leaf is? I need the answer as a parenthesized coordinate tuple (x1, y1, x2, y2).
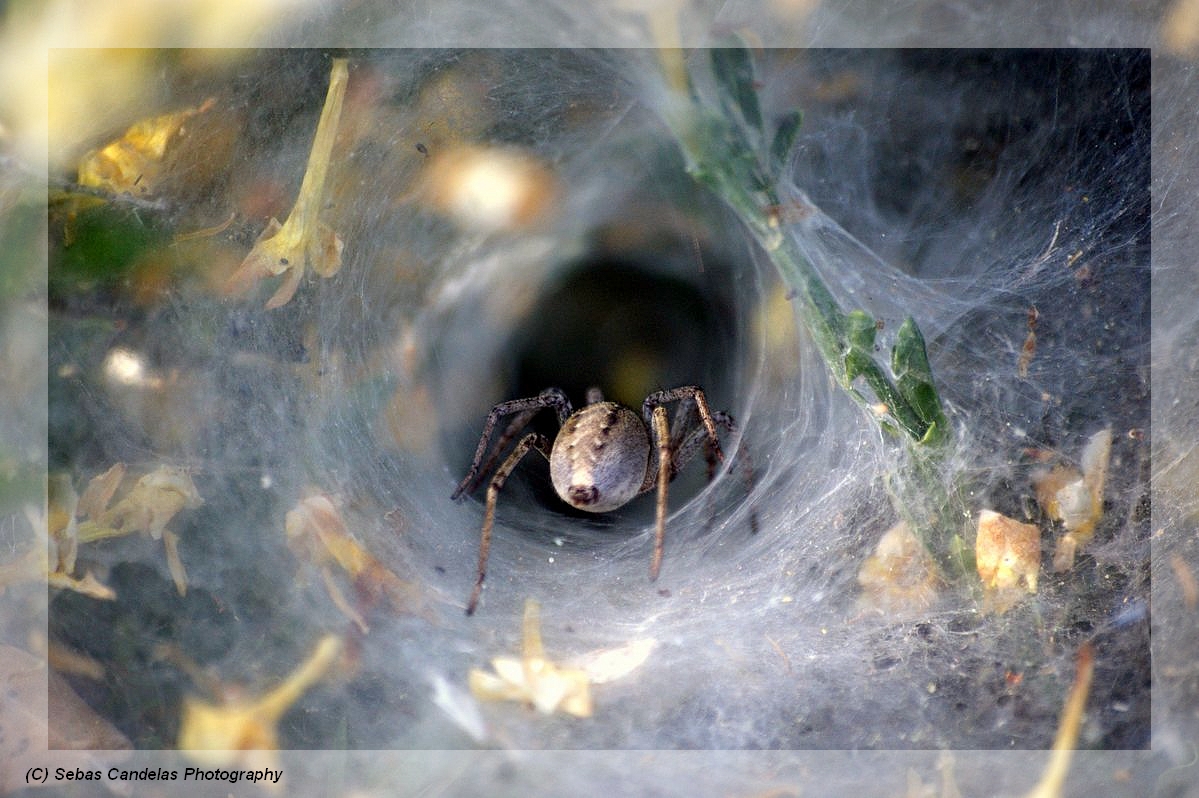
(711, 46, 763, 134)
(50, 201, 169, 300)
(892, 317, 949, 445)
(843, 348, 872, 383)
(770, 110, 803, 172)
(846, 309, 877, 351)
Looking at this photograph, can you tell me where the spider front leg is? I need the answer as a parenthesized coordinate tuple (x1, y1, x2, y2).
(452, 388, 571, 501)
(693, 411, 759, 535)
(466, 432, 551, 616)
(650, 404, 671, 581)
(644, 391, 758, 579)
(642, 386, 724, 466)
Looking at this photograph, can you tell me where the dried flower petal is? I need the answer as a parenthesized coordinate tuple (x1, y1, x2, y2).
(162, 529, 189, 597)
(573, 638, 657, 685)
(857, 522, 940, 613)
(77, 463, 126, 521)
(61, 464, 201, 596)
(225, 59, 348, 309)
(468, 599, 593, 717)
(1033, 428, 1112, 572)
(89, 465, 201, 541)
(47, 569, 117, 601)
(976, 510, 1041, 613)
(178, 635, 342, 788)
(285, 494, 427, 631)
(77, 99, 215, 195)
(2, 497, 116, 600)
(47, 472, 79, 574)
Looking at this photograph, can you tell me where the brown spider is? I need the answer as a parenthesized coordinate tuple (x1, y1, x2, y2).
(452, 385, 749, 615)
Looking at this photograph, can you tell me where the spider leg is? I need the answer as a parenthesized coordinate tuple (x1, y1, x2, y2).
(460, 407, 539, 497)
(666, 410, 760, 535)
(712, 411, 758, 535)
(642, 386, 724, 464)
(668, 395, 697, 444)
(452, 387, 571, 500)
(650, 404, 671, 581)
(466, 432, 551, 615)
(671, 420, 718, 482)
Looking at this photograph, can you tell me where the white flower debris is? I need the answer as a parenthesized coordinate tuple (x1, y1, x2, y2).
(467, 600, 659, 719)
(469, 599, 593, 717)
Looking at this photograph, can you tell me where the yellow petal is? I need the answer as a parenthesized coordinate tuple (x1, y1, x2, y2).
(47, 570, 117, 601)
(468, 601, 594, 717)
(77, 100, 214, 195)
(178, 635, 342, 779)
(227, 59, 348, 310)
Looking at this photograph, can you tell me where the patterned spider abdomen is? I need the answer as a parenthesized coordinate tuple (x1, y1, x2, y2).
(549, 402, 651, 513)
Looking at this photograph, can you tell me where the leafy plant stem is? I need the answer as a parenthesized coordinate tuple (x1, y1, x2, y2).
(659, 44, 969, 581)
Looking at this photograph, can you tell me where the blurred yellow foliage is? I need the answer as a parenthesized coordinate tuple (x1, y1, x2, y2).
(177, 635, 342, 788)
(77, 99, 215, 195)
(285, 494, 428, 633)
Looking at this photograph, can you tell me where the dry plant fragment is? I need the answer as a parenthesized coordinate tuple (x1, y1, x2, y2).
(573, 638, 658, 685)
(1017, 306, 1038, 379)
(69, 464, 201, 596)
(469, 599, 593, 717)
(46, 570, 118, 601)
(975, 510, 1040, 613)
(48, 471, 81, 574)
(225, 59, 348, 309)
(0, 544, 117, 600)
(177, 635, 342, 788)
(1033, 428, 1112, 571)
(76, 463, 126, 524)
(284, 494, 426, 633)
(83, 465, 202, 542)
(8, 474, 117, 601)
(1024, 643, 1095, 798)
(77, 98, 216, 195)
(857, 522, 940, 614)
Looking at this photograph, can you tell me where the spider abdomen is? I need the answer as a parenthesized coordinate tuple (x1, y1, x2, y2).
(549, 401, 651, 513)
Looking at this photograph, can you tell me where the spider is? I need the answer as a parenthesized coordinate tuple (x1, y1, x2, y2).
(451, 385, 751, 615)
